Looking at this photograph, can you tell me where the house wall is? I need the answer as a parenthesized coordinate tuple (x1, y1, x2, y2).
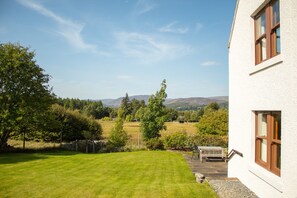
(228, 0, 297, 197)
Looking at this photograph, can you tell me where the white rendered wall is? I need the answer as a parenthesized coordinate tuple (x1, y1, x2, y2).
(228, 0, 297, 197)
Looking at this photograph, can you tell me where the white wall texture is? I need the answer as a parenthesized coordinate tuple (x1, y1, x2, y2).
(228, 0, 297, 197)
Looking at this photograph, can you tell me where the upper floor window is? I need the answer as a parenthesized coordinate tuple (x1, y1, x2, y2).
(255, 0, 280, 65)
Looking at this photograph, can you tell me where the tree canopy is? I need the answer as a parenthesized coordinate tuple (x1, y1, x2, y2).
(140, 80, 167, 140)
(196, 108, 228, 136)
(0, 43, 54, 149)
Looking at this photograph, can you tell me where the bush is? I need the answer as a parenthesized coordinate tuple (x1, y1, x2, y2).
(101, 117, 112, 121)
(107, 110, 129, 152)
(145, 137, 164, 150)
(196, 109, 228, 136)
(189, 134, 228, 148)
(125, 115, 133, 122)
(162, 132, 189, 150)
(48, 104, 102, 142)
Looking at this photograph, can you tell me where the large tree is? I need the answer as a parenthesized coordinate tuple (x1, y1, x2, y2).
(140, 80, 167, 140)
(0, 43, 54, 149)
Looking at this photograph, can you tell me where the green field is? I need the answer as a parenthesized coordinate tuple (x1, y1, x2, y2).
(99, 121, 197, 147)
(0, 151, 217, 198)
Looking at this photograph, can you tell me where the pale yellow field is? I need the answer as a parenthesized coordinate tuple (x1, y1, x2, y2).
(98, 121, 198, 148)
(8, 139, 60, 149)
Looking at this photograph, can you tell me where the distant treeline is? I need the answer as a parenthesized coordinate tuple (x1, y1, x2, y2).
(55, 95, 227, 123)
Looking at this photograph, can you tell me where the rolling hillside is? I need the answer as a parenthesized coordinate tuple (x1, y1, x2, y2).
(101, 95, 228, 110)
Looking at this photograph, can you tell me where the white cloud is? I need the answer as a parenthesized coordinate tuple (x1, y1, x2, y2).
(135, 0, 156, 15)
(200, 61, 220, 66)
(114, 32, 191, 63)
(159, 21, 188, 34)
(17, 0, 108, 55)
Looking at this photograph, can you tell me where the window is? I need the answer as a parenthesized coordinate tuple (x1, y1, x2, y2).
(255, 0, 280, 65)
(255, 111, 281, 176)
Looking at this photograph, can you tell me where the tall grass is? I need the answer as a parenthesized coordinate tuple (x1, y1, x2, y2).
(98, 121, 197, 148)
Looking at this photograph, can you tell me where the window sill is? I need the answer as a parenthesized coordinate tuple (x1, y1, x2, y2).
(248, 163, 283, 193)
(249, 55, 283, 75)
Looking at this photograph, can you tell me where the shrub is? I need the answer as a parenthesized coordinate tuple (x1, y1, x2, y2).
(189, 134, 228, 148)
(145, 137, 164, 150)
(125, 115, 133, 122)
(49, 104, 102, 142)
(162, 131, 189, 150)
(196, 109, 228, 136)
(101, 117, 112, 121)
(107, 109, 129, 152)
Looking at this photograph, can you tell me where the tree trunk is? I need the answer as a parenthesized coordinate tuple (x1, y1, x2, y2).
(86, 140, 88, 153)
(23, 130, 26, 150)
(75, 140, 78, 152)
(92, 140, 95, 153)
(0, 131, 10, 150)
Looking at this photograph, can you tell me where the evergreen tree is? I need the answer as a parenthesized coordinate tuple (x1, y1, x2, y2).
(120, 93, 132, 119)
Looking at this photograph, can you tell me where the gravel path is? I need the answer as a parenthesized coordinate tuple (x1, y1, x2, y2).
(208, 179, 258, 198)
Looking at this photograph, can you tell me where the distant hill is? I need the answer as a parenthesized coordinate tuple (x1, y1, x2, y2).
(101, 95, 228, 110)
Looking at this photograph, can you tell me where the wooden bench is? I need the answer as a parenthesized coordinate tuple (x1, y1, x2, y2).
(198, 146, 226, 162)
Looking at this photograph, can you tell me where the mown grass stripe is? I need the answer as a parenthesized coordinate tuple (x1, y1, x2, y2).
(0, 151, 217, 198)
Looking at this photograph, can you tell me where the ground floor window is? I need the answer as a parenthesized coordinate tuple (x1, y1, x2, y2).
(255, 111, 281, 176)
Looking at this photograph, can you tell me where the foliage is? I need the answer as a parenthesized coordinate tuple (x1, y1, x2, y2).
(140, 80, 167, 141)
(162, 131, 189, 150)
(125, 114, 133, 122)
(82, 100, 110, 119)
(189, 134, 228, 148)
(56, 98, 112, 119)
(120, 93, 132, 119)
(204, 102, 220, 114)
(164, 108, 179, 121)
(145, 137, 164, 150)
(50, 104, 102, 142)
(196, 108, 228, 136)
(101, 116, 112, 121)
(131, 98, 146, 120)
(107, 109, 129, 151)
(0, 43, 54, 149)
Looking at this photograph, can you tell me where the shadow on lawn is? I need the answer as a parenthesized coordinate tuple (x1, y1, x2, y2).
(0, 149, 78, 164)
(0, 153, 48, 164)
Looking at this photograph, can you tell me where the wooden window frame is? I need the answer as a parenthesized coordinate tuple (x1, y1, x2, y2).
(255, 111, 281, 176)
(254, 0, 280, 65)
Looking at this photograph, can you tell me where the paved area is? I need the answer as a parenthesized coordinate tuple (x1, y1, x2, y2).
(182, 152, 258, 198)
(185, 152, 227, 180)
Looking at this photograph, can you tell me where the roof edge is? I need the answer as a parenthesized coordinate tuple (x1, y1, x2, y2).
(228, 0, 240, 49)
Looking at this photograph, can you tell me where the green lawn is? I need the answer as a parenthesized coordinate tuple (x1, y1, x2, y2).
(0, 151, 217, 198)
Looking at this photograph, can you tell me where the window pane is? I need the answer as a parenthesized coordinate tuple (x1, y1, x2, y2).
(257, 113, 268, 136)
(276, 144, 281, 169)
(272, 0, 280, 26)
(276, 28, 281, 54)
(260, 139, 267, 162)
(256, 12, 266, 38)
(272, 112, 281, 140)
(261, 38, 267, 60)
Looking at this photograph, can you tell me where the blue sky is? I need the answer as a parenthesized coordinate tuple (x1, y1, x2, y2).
(0, 0, 236, 100)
